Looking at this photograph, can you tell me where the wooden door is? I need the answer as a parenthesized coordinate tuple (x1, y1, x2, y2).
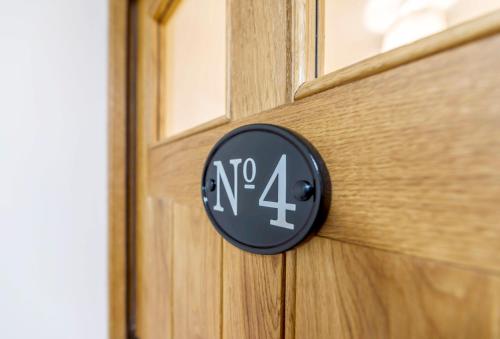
(110, 1, 500, 338)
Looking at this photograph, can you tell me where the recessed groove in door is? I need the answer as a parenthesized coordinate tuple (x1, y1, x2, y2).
(158, 0, 227, 140)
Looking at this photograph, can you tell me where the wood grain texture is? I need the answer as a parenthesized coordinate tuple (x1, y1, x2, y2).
(108, 0, 128, 337)
(295, 10, 500, 100)
(135, 0, 161, 337)
(291, 0, 317, 94)
(229, 0, 291, 118)
(136, 10, 225, 339)
(136, 198, 173, 339)
(284, 250, 297, 339)
(316, 0, 325, 77)
(148, 0, 175, 20)
(223, 245, 284, 339)
(217, 1, 297, 338)
(149, 33, 500, 272)
(172, 202, 221, 339)
(137, 0, 159, 145)
(220, 1, 296, 338)
(137, 198, 222, 339)
(295, 237, 500, 339)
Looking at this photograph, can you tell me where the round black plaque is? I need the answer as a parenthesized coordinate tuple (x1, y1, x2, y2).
(201, 124, 330, 254)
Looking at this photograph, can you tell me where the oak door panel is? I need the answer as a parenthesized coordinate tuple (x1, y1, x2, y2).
(229, 0, 291, 117)
(295, 237, 500, 339)
(137, 198, 222, 339)
(150, 33, 500, 273)
(223, 245, 284, 339)
(171, 202, 222, 339)
(136, 198, 173, 339)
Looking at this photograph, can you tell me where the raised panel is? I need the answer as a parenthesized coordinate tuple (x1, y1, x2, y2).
(295, 237, 500, 338)
(137, 198, 222, 339)
(222, 245, 284, 338)
(136, 198, 173, 339)
(171, 202, 221, 338)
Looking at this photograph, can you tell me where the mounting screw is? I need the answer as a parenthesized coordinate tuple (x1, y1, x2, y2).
(293, 180, 314, 201)
(208, 179, 216, 192)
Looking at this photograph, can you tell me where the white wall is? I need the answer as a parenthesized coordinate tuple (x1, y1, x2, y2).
(0, 1, 108, 338)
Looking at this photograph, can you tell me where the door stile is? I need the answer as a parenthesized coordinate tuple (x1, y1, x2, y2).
(223, 1, 292, 338)
(136, 0, 163, 337)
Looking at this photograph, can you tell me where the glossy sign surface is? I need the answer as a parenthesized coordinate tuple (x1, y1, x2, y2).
(201, 124, 329, 254)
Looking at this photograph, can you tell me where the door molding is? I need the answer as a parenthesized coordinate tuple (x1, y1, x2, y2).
(296, 10, 500, 99)
(108, 0, 136, 338)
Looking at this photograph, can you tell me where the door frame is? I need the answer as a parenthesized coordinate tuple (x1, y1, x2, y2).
(108, 0, 135, 338)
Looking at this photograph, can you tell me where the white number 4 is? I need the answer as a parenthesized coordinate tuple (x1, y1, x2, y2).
(258, 154, 296, 230)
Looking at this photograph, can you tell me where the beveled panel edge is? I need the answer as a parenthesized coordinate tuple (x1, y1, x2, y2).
(150, 115, 230, 149)
(290, 0, 318, 97)
(295, 10, 500, 100)
(149, 0, 176, 21)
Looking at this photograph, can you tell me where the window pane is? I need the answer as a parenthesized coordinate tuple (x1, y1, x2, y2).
(322, 0, 500, 74)
(160, 0, 226, 138)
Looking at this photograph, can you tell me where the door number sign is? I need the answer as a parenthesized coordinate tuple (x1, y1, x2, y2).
(201, 124, 330, 254)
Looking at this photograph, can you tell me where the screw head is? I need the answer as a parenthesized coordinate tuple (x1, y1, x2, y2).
(207, 179, 216, 192)
(293, 180, 314, 201)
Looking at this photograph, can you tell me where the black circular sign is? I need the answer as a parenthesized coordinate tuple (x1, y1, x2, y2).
(201, 124, 330, 254)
